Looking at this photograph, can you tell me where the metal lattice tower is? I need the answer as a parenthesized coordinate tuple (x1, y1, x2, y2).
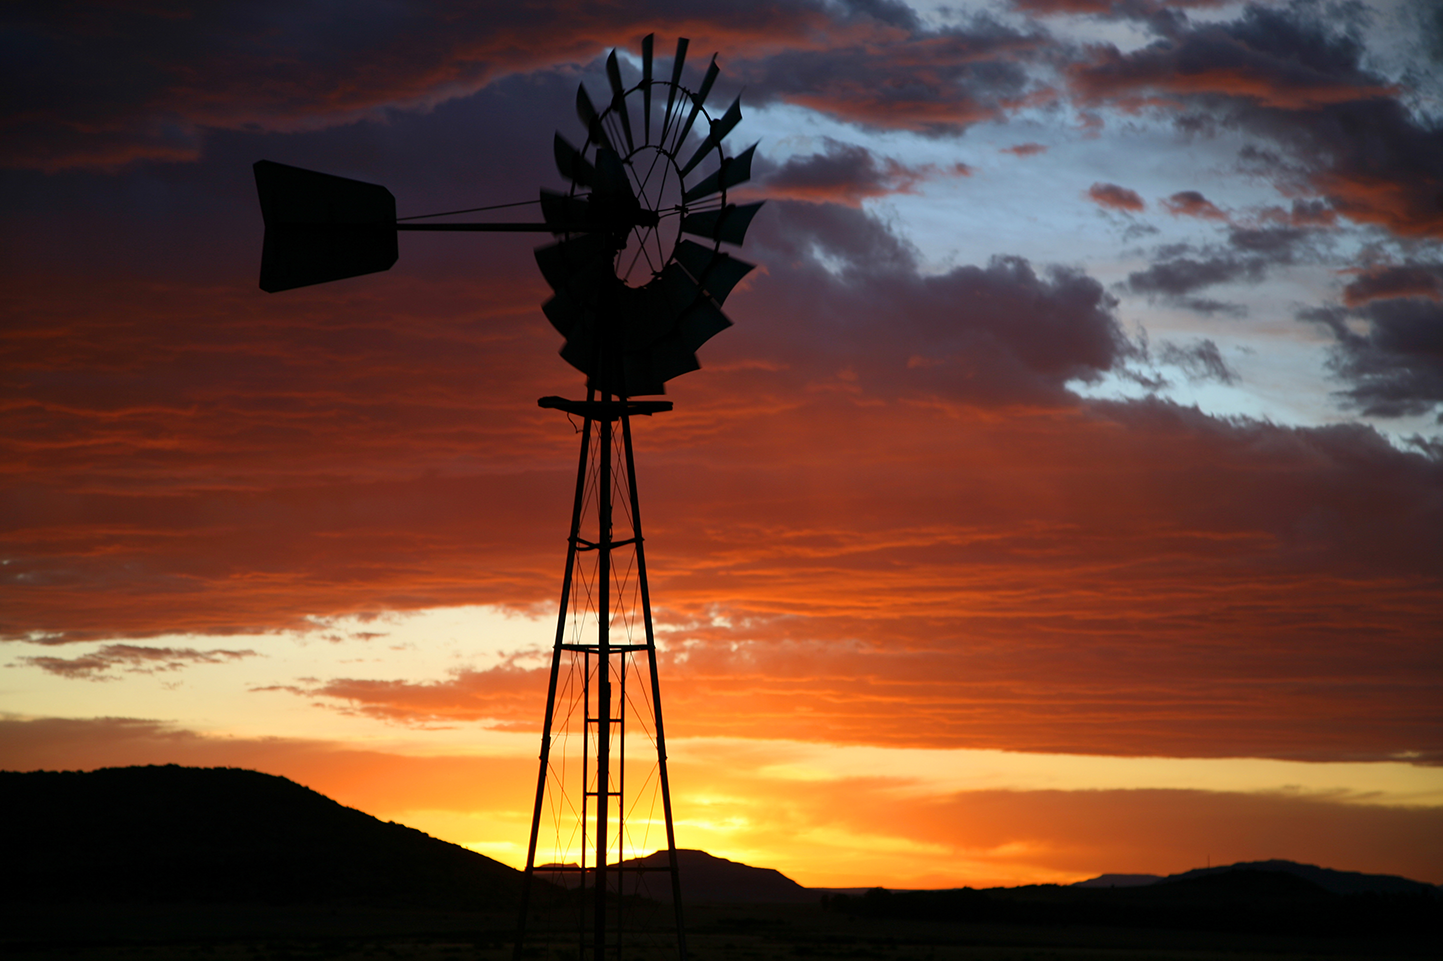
(515, 393, 685, 961)
(252, 34, 761, 961)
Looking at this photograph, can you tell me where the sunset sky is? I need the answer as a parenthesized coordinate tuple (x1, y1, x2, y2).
(3, 0, 1442, 889)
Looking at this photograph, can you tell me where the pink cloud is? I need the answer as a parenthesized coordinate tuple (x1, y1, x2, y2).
(1087, 182, 1145, 211)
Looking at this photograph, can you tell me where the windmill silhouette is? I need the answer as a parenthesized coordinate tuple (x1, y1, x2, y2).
(254, 35, 761, 961)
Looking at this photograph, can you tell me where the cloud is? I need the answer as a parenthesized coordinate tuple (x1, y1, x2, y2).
(1012, 0, 1229, 15)
(1067, 2, 1398, 110)
(14, 645, 259, 680)
(1163, 190, 1228, 220)
(1260, 198, 1338, 227)
(1293, 254, 1443, 419)
(1124, 225, 1317, 309)
(756, 139, 970, 207)
(743, 202, 1129, 405)
(2, 5, 1440, 779)
(4, 151, 1441, 764)
(1342, 264, 1443, 307)
(1302, 298, 1443, 418)
(1157, 338, 1238, 383)
(1087, 182, 1145, 211)
(1000, 142, 1049, 156)
(1065, 1, 1443, 238)
(731, 16, 1052, 136)
(1127, 254, 1260, 295)
(0, 2, 1052, 172)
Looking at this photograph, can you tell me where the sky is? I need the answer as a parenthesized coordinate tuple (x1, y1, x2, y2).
(2, 0, 1442, 889)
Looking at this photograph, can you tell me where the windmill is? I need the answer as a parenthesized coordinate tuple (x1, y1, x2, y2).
(253, 36, 761, 961)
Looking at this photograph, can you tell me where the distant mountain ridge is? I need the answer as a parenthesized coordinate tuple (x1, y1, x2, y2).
(623, 849, 819, 903)
(1075, 860, 1439, 897)
(5, 764, 1435, 916)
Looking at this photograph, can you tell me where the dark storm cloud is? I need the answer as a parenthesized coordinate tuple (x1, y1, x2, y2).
(0, 0, 1059, 173)
(1127, 254, 1261, 296)
(1125, 224, 1318, 311)
(729, 16, 1052, 136)
(1087, 182, 1145, 211)
(744, 201, 1128, 404)
(15, 644, 258, 680)
(1013, 0, 1225, 13)
(756, 138, 971, 207)
(0, 0, 858, 171)
(1066, 1, 1443, 238)
(1303, 298, 1443, 419)
(1343, 263, 1443, 306)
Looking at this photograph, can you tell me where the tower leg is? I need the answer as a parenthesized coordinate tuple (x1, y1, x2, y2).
(516, 391, 594, 961)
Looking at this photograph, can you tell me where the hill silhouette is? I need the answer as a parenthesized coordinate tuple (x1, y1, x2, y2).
(615, 849, 819, 903)
(1, 765, 522, 910)
(1076, 859, 1438, 897)
(1163, 859, 1440, 896)
(5, 764, 1438, 955)
(824, 865, 1440, 939)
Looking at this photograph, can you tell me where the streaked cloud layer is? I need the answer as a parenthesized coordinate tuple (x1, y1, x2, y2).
(3, 0, 1440, 884)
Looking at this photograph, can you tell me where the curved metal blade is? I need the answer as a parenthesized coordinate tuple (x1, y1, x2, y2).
(680, 96, 742, 177)
(541, 290, 585, 337)
(673, 56, 718, 150)
(535, 233, 611, 295)
(673, 239, 755, 305)
(660, 263, 733, 353)
(682, 142, 756, 203)
(540, 189, 590, 230)
(605, 50, 635, 154)
(641, 34, 653, 145)
(681, 201, 764, 245)
(594, 148, 636, 205)
(662, 38, 689, 143)
(576, 84, 614, 153)
(554, 133, 595, 187)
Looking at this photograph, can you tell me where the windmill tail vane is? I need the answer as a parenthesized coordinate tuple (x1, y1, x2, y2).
(252, 34, 763, 961)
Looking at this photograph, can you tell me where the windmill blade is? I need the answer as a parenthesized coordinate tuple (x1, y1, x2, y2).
(553, 133, 595, 187)
(660, 263, 733, 353)
(593, 148, 632, 200)
(605, 50, 635, 154)
(681, 201, 764, 246)
(662, 38, 690, 142)
(540, 189, 590, 231)
(673, 240, 755, 305)
(253, 160, 398, 292)
(576, 84, 614, 154)
(639, 334, 699, 389)
(679, 96, 742, 177)
(682, 142, 757, 203)
(535, 233, 612, 297)
(641, 34, 653, 145)
(673, 57, 719, 149)
(541, 289, 588, 338)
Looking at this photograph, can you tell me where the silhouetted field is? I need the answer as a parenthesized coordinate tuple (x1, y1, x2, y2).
(3, 766, 1436, 960)
(5, 900, 1439, 961)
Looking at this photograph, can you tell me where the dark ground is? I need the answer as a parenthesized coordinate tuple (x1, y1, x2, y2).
(2, 899, 1438, 961)
(4, 766, 1436, 960)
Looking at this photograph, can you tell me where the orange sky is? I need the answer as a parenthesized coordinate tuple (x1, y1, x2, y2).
(3, 0, 1441, 888)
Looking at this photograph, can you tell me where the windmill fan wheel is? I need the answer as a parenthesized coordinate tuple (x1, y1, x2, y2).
(536, 35, 763, 398)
